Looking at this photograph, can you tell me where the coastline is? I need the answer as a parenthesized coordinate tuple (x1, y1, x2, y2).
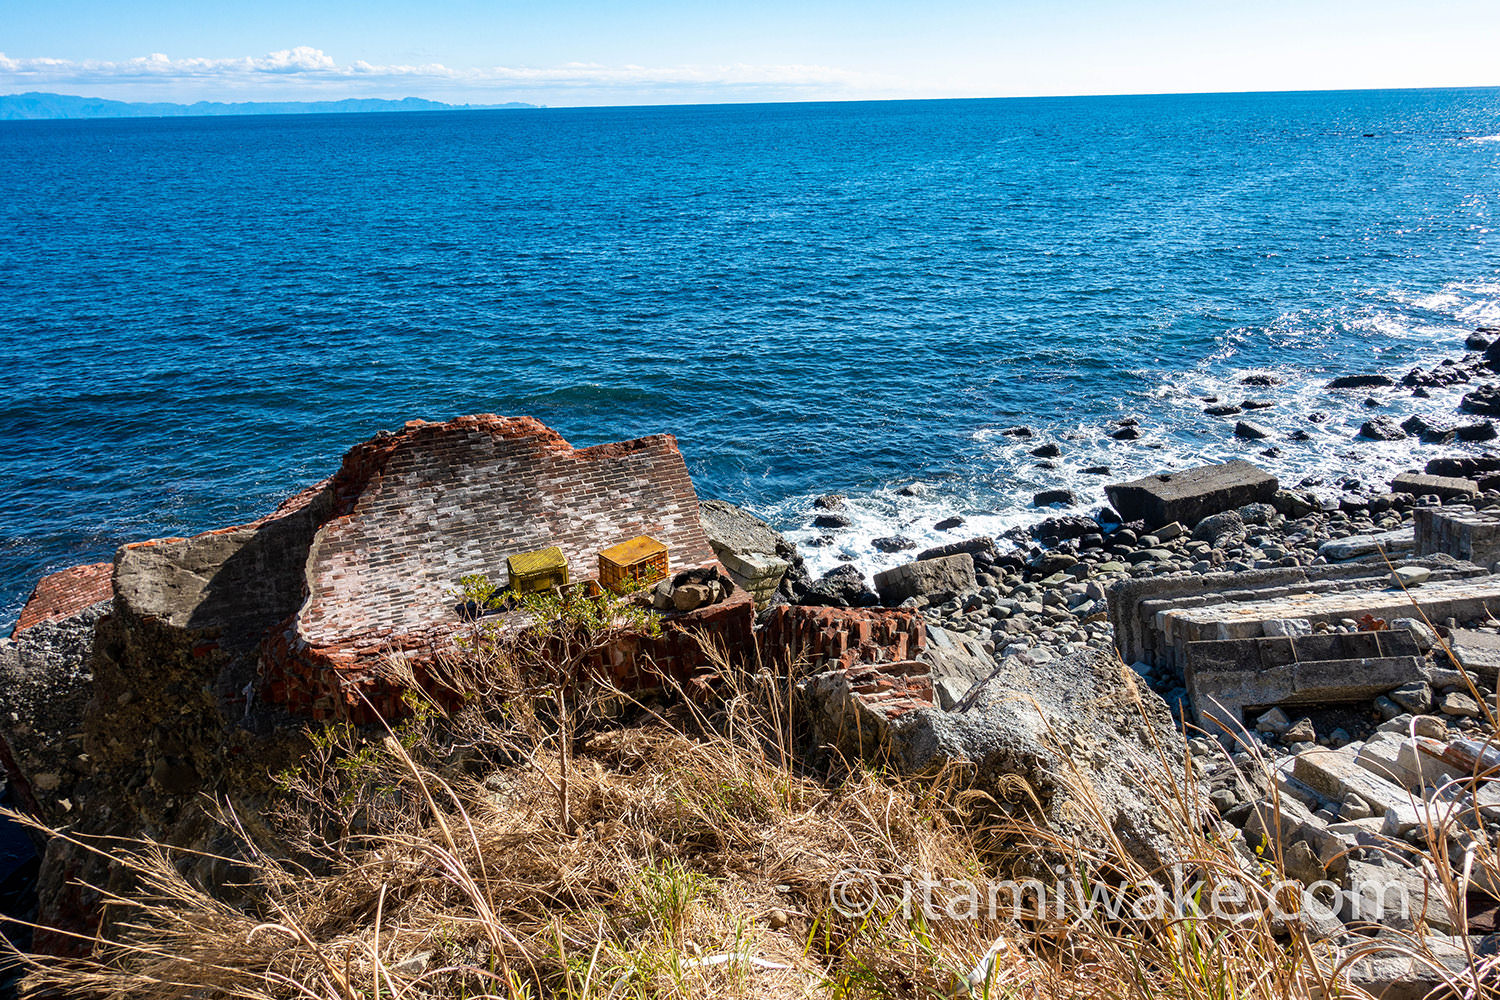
(5, 328, 1500, 992)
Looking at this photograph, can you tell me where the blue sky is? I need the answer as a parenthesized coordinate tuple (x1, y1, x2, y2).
(3, 0, 1499, 106)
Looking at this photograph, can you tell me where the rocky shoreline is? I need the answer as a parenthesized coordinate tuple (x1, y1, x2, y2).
(5, 330, 1500, 995)
(778, 324, 1500, 692)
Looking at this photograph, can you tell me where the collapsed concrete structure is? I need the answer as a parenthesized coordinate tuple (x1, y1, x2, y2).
(1109, 551, 1500, 731)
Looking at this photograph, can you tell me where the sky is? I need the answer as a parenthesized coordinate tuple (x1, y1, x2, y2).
(2, 0, 1499, 107)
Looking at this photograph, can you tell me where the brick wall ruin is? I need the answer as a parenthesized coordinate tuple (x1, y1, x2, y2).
(760, 604, 935, 719)
(12, 563, 113, 638)
(259, 415, 743, 720)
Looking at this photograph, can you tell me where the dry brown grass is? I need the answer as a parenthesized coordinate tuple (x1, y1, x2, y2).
(4, 634, 1497, 999)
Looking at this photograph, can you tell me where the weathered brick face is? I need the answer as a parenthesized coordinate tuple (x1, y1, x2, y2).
(12, 563, 113, 637)
(260, 414, 737, 721)
(301, 415, 715, 648)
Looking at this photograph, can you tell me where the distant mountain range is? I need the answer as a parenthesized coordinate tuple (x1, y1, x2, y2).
(0, 92, 540, 121)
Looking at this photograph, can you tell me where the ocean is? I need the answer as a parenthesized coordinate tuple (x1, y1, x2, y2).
(2, 88, 1499, 625)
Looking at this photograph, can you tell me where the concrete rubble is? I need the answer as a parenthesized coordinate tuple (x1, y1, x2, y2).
(1105, 459, 1278, 528)
(9, 423, 1500, 995)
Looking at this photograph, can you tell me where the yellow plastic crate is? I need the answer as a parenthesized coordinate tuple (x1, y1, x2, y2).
(598, 536, 668, 594)
(507, 546, 569, 594)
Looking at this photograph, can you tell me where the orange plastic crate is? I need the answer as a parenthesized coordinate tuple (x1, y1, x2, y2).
(598, 536, 668, 594)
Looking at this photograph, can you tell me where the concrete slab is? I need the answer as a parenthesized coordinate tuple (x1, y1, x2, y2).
(1107, 558, 1489, 672)
(1161, 574, 1500, 669)
(1415, 505, 1500, 567)
(1448, 628, 1500, 678)
(1390, 472, 1480, 501)
(1293, 747, 1415, 815)
(874, 553, 977, 605)
(1342, 860, 1456, 933)
(1318, 529, 1416, 562)
(1105, 460, 1277, 529)
(1185, 630, 1423, 729)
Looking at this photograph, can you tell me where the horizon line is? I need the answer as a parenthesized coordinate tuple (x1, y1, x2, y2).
(4, 81, 1498, 121)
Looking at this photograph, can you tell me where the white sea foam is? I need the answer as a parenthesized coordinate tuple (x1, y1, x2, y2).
(772, 293, 1500, 583)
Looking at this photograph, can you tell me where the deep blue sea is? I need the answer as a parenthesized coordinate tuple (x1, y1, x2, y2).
(3, 88, 1500, 626)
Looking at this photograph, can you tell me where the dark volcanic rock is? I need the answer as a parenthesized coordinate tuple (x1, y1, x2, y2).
(1204, 404, 1242, 416)
(1400, 415, 1497, 444)
(1234, 421, 1271, 440)
(1001, 426, 1033, 438)
(872, 535, 916, 553)
(1426, 456, 1500, 479)
(1459, 421, 1499, 442)
(1327, 374, 1395, 389)
(1110, 426, 1141, 440)
(934, 516, 965, 531)
(812, 512, 852, 529)
(1033, 489, 1077, 507)
(800, 563, 880, 608)
(1467, 328, 1498, 351)
(1461, 385, 1500, 416)
(813, 493, 845, 510)
(1030, 443, 1062, 458)
(1192, 510, 1247, 549)
(917, 536, 997, 563)
(1031, 515, 1097, 541)
(1241, 400, 1273, 410)
(1241, 374, 1282, 386)
(1357, 417, 1407, 441)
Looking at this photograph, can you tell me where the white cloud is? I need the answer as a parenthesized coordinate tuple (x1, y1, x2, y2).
(0, 48, 894, 102)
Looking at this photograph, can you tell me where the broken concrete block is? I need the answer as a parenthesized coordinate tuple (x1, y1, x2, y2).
(1106, 558, 1490, 673)
(1341, 859, 1455, 933)
(1339, 795, 1372, 821)
(1255, 706, 1291, 735)
(698, 499, 798, 607)
(1293, 746, 1413, 816)
(1262, 617, 1312, 638)
(1388, 681, 1432, 714)
(1184, 630, 1424, 730)
(1285, 717, 1316, 742)
(1105, 460, 1277, 529)
(1389, 616, 1438, 651)
(1380, 800, 1428, 839)
(1392, 472, 1480, 501)
(1318, 529, 1416, 561)
(1356, 736, 1466, 792)
(1344, 943, 1473, 999)
(1412, 715, 1448, 739)
(1446, 628, 1500, 678)
(1438, 690, 1483, 717)
(873, 553, 976, 605)
(1390, 566, 1431, 588)
(1415, 504, 1500, 565)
